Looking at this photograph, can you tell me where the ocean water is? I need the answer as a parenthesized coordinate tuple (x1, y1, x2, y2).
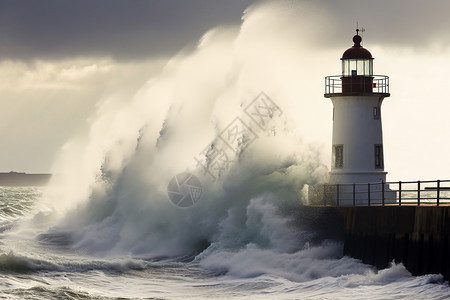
(0, 186, 449, 300)
(3, 3, 449, 297)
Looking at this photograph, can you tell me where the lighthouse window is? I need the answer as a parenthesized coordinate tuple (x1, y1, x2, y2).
(333, 145, 344, 169)
(375, 145, 383, 169)
(342, 59, 373, 76)
(373, 106, 380, 120)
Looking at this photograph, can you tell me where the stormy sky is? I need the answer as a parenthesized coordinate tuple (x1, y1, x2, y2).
(2, 0, 450, 62)
(0, 0, 255, 61)
(1, 0, 450, 181)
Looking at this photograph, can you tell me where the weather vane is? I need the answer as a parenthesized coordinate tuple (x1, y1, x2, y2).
(356, 22, 365, 44)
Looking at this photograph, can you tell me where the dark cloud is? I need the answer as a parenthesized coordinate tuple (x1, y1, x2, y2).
(0, 0, 256, 61)
(313, 0, 450, 50)
(2, 0, 449, 62)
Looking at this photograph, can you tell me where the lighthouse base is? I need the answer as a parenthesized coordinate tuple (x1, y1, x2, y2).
(333, 183, 396, 206)
(328, 171, 396, 205)
(329, 171, 388, 185)
(308, 171, 397, 206)
(308, 183, 397, 206)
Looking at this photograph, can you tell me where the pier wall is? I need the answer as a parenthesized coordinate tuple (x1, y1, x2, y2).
(298, 206, 450, 280)
(336, 206, 450, 280)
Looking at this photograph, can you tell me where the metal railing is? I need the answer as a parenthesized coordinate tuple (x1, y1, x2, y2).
(310, 179, 450, 207)
(324, 75, 389, 95)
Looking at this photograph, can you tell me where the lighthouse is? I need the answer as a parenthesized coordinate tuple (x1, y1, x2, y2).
(324, 30, 394, 203)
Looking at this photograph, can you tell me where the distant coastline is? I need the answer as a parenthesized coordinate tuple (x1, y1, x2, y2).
(0, 171, 52, 187)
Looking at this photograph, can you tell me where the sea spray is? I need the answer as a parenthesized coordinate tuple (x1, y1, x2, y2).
(0, 2, 449, 298)
(32, 1, 335, 281)
(37, 29, 330, 259)
(48, 134, 327, 258)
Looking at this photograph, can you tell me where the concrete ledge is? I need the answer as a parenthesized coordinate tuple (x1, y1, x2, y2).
(335, 206, 450, 279)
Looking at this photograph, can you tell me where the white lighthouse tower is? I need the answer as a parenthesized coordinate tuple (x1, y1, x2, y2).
(324, 30, 394, 203)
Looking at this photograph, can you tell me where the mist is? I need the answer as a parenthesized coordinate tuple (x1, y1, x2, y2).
(26, 2, 337, 258)
(0, 2, 448, 294)
(1, 0, 450, 181)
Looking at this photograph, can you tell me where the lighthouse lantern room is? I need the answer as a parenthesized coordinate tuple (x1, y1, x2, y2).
(324, 30, 392, 199)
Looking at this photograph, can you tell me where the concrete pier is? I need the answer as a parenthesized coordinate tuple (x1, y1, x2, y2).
(298, 206, 450, 280)
(337, 206, 450, 279)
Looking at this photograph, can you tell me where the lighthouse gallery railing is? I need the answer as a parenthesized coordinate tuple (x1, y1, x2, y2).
(325, 75, 389, 95)
(312, 179, 450, 207)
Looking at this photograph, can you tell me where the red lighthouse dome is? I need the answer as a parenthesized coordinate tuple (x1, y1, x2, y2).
(324, 30, 389, 97)
(342, 34, 372, 59)
(340, 30, 374, 93)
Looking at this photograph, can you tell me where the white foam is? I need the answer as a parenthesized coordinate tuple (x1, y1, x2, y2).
(12, 2, 448, 298)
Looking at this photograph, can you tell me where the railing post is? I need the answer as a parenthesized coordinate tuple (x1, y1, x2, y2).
(336, 184, 340, 207)
(353, 184, 356, 206)
(417, 180, 421, 206)
(398, 181, 402, 206)
(323, 184, 327, 207)
(368, 183, 371, 206)
(382, 181, 385, 206)
(437, 180, 440, 207)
